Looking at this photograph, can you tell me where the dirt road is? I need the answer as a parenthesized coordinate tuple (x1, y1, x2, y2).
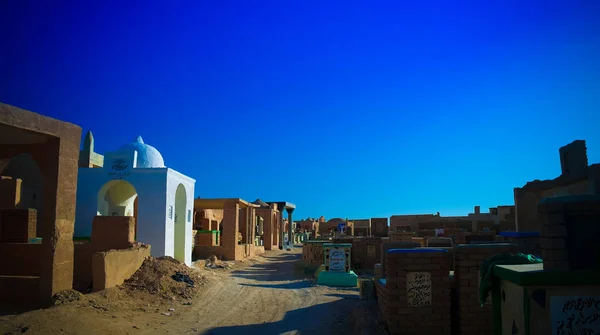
(0, 247, 384, 335)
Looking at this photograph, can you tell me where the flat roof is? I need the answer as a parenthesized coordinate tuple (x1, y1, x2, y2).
(194, 198, 259, 209)
(265, 201, 296, 210)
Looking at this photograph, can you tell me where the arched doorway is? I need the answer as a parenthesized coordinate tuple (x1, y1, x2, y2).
(174, 183, 187, 262)
(96, 180, 139, 237)
(1, 153, 44, 237)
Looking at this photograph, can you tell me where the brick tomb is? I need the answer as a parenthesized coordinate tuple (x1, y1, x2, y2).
(453, 243, 517, 335)
(376, 248, 452, 335)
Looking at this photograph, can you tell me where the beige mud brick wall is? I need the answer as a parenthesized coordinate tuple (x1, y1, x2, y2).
(454, 243, 518, 335)
(221, 201, 239, 260)
(195, 231, 218, 246)
(378, 249, 452, 335)
(91, 244, 151, 291)
(0, 103, 82, 306)
(74, 216, 141, 291)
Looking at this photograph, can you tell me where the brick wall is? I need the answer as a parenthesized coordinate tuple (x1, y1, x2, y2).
(351, 237, 383, 270)
(538, 195, 600, 271)
(302, 241, 328, 267)
(371, 218, 388, 237)
(454, 243, 518, 335)
(0, 208, 37, 242)
(377, 249, 452, 334)
(379, 241, 420, 278)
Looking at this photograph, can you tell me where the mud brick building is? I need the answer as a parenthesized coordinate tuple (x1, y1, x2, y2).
(514, 140, 600, 233)
(0, 103, 81, 307)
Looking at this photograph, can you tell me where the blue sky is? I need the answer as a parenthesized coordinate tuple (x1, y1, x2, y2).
(1, 1, 599, 221)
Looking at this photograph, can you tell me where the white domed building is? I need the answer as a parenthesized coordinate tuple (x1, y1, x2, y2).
(75, 132, 195, 266)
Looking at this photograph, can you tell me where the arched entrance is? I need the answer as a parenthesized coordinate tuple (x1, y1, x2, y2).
(1, 153, 44, 236)
(174, 183, 187, 262)
(96, 180, 139, 237)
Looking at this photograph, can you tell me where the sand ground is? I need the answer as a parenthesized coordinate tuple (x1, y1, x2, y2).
(0, 246, 386, 335)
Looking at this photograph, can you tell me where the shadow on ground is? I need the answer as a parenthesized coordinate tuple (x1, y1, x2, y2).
(199, 299, 355, 335)
(231, 251, 308, 284)
(238, 281, 312, 289)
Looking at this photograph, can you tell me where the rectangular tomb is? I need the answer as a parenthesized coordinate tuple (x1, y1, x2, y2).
(378, 248, 452, 335)
(492, 263, 600, 335)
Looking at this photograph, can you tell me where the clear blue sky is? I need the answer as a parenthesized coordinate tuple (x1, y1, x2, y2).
(1, 1, 599, 221)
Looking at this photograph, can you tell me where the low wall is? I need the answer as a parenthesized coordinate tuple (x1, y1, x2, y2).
(195, 230, 219, 247)
(454, 243, 518, 335)
(379, 241, 420, 278)
(302, 240, 328, 268)
(377, 249, 453, 334)
(73, 242, 94, 291)
(0, 243, 41, 276)
(92, 245, 151, 292)
(351, 237, 383, 271)
(193, 245, 226, 260)
(91, 216, 135, 250)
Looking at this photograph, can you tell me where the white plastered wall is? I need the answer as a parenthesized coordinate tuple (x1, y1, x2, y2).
(75, 150, 170, 258)
(165, 169, 195, 266)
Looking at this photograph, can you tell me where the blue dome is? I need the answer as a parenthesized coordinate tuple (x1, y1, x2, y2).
(116, 136, 165, 168)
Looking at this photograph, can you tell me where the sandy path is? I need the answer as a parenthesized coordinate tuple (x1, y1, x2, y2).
(0, 247, 373, 335)
(149, 247, 359, 335)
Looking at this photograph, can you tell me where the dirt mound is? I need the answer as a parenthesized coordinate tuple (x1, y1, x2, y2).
(122, 256, 207, 300)
(52, 289, 84, 306)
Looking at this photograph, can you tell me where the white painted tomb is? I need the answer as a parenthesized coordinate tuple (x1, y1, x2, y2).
(75, 134, 195, 266)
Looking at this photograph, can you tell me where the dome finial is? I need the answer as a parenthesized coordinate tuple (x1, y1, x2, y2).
(135, 135, 144, 144)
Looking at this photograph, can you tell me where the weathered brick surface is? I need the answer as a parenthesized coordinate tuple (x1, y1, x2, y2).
(371, 218, 389, 237)
(379, 241, 420, 278)
(302, 241, 328, 267)
(351, 237, 383, 270)
(377, 249, 453, 334)
(454, 244, 518, 335)
(538, 195, 600, 271)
